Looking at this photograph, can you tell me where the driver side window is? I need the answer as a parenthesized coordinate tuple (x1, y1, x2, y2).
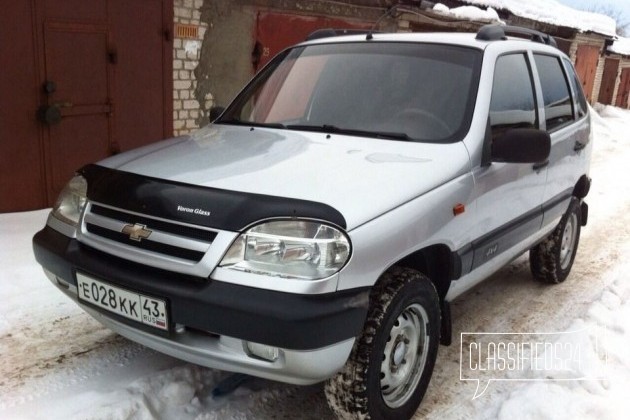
(489, 54, 538, 140)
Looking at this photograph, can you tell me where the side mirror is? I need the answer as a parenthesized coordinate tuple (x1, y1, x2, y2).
(491, 128, 550, 164)
(209, 106, 225, 123)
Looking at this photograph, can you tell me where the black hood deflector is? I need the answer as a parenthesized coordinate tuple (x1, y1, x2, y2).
(80, 164, 346, 231)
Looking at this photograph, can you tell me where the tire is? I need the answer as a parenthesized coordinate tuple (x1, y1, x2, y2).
(530, 198, 581, 284)
(325, 267, 440, 420)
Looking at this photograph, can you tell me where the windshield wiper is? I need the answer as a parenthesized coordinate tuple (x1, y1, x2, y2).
(218, 120, 413, 141)
(285, 124, 413, 141)
(217, 119, 286, 129)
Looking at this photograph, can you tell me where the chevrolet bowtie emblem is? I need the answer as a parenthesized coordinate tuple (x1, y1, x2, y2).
(121, 223, 152, 241)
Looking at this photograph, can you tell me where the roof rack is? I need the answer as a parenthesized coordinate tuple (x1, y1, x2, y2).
(305, 28, 378, 41)
(476, 24, 558, 48)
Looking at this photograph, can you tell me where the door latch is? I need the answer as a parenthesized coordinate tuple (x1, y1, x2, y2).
(36, 102, 73, 125)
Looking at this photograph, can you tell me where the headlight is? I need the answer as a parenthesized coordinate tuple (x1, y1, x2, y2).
(51, 175, 88, 226)
(219, 220, 351, 279)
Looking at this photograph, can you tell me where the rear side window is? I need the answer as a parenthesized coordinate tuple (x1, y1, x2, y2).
(563, 57, 588, 118)
(489, 53, 537, 139)
(533, 54, 574, 131)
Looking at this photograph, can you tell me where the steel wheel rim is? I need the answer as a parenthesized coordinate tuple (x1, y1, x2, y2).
(380, 303, 430, 408)
(560, 213, 578, 270)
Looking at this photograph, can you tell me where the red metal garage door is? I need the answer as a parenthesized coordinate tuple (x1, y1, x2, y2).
(41, 20, 114, 201)
(110, 0, 174, 152)
(574, 44, 600, 103)
(0, 0, 172, 212)
(616, 68, 630, 109)
(0, 1, 45, 211)
(598, 58, 619, 105)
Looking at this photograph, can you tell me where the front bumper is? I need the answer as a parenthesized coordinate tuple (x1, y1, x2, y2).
(33, 226, 369, 384)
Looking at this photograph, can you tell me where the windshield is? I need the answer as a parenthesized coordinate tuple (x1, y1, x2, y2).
(218, 42, 482, 143)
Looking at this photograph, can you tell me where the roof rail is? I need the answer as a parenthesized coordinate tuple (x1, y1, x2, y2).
(305, 28, 378, 41)
(476, 24, 558, 48)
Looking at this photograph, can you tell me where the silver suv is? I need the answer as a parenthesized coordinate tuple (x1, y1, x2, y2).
(34, 25, 592, 419)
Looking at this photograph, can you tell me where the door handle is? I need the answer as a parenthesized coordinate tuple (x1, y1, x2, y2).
(37, 102, 73, 125)
(532, 160, 549, 172)
(574, 141, 587, 151)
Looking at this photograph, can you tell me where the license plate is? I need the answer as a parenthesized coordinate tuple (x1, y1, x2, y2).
(76, 272, 168, 330)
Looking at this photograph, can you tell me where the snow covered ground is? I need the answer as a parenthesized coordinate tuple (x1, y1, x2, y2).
(1, 105, 629, 419)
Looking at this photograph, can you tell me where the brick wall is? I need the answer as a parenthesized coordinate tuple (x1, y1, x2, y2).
(173, 0, 207, 136)
(592, 56, 606, 103)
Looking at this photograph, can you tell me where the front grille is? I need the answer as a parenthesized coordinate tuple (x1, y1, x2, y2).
(85, 224, 206, 261)
(90, 205, 217, 242)
(82, 204, 216, 262)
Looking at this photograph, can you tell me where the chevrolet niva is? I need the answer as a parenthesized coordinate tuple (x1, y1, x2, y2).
(34, 25, 592, 419)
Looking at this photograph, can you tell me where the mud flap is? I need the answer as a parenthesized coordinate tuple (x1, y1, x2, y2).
(440, 300, 452, 346)
(581, 202, 588, 226)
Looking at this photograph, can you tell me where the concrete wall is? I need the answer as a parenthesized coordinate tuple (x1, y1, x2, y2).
(194, 0, 256, 128)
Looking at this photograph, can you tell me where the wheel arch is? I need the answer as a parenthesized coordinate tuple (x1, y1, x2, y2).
(572, 174, 591, 199)
(385, 243, 455, 346)
(572, 174, 591, 225)
(394, 244, 453, 300)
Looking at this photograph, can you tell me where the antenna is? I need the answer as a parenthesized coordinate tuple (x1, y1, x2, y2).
(367, 5, 399, 40)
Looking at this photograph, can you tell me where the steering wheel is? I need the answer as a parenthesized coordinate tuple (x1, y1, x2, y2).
(388, 108, 452, 139)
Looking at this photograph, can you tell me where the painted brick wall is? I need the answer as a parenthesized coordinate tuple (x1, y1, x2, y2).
(592, 56, 605, 103)
(173, 0, 207, 135)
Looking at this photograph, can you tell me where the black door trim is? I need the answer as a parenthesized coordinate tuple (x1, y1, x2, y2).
(451, 188, 574, 279)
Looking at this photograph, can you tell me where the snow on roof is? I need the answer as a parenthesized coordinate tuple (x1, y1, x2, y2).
(609, 36, 630, 56)
(459, 0, 617, 37)
(433, 3, 503, 24)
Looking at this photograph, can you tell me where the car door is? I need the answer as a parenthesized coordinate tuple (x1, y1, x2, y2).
(532, 54, 591, 229)
(469, 52, 547, 270)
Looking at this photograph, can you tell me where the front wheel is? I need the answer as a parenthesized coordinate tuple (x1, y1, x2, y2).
(530, 198, 581, 284)
(325, 267, 440, 420)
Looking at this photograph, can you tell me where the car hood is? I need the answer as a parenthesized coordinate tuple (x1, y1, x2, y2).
(98, 124, 471, 231)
